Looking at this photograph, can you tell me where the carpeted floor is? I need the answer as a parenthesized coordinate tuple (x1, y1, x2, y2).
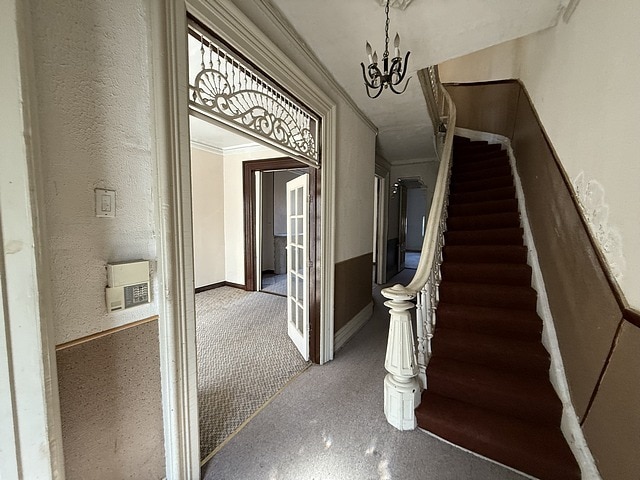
(196, 287, 310, 460)
(201, 270, 528, 479)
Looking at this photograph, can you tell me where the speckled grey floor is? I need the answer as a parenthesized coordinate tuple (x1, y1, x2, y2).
(261, 273, 288, 296)
(196, 287, 310, 459)
(201, 270, 528, 480)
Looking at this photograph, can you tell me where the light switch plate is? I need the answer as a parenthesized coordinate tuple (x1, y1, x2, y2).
(95, 188, 116, 218)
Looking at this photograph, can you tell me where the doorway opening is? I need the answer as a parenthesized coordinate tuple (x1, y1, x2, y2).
(187, 14, 324, 462)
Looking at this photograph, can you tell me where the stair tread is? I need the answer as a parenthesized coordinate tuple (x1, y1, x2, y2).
(443, 245, 528, 264)
(452, 157, 511, 174)
(439, 281, 537, 311)
(448, 198, 519, 217)
(440, 262, 531, 286)
(447, 211, 520, 232)
(427, 356, 561, 425)
(444, 227, 524, 246)
(450, 175, 514, 194)
(437, 302, 542, 340)
(449, 186, 516, 204)
(433, 327, 550, 375)
(416, 392, 581, 480)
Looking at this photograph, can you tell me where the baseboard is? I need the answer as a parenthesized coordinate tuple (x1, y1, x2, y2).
(195, 281, 246, 293)
(333, 302, 373, 353)
(455, 127, 601, 480)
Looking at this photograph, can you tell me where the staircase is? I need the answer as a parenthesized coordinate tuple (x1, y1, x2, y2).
(415, 137, 581, 479)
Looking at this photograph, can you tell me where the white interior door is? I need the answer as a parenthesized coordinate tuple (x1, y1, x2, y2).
(286, 174, 309, 360)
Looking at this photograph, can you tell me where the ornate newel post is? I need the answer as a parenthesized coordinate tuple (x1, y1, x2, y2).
(382, 284, 420, 430)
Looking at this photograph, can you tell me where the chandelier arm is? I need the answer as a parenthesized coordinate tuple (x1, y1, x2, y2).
(366, 82, 385, 99)
(388, 75, 411, 95)
(391, 51, 411, 84)
(365, 63, 384, 88)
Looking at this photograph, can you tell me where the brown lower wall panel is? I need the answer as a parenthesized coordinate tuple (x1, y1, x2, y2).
(582, 321, 640, 480)
(334, 253, 373, 333)
(445, 81, 521, 138)
(510, 88, 622, 419)
(57, 320, 165, 480)
(386, 238, 399, 280)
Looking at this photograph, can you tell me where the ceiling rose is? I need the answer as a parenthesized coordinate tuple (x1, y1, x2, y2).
(377, 0, 414, 10)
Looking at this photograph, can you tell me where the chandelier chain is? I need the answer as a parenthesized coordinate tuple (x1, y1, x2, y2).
(383, 0, 390, 59)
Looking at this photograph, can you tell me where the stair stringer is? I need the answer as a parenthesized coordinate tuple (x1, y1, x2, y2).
(454, 126, 601, 480)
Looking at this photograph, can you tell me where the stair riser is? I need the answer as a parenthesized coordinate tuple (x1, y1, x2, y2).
(439, 284, 537, 311)
(440, 264, 532, 286)
(447, 213, 520, 231)
(432, 334, 550, 376)
(450, 187, 516, 204)
(453, 157, 511, 174)
(452, 165, 513, 182)
(428, 369, 562, 426)
(442, 246, 528, 264)
(448, 199, 519, 217)
(444, 228, 524, 246)
(437, 309, 542, 341)
(450, 176, 514, 194)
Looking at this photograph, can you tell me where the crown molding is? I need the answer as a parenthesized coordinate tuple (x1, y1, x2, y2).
(254, 0, 378, 134)
(190, 140, 224, 156)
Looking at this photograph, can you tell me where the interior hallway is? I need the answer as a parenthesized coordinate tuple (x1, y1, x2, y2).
(201, 269, 528, 480)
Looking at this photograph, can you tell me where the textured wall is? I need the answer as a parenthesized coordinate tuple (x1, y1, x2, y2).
(31, 0, 157, 344)
(191, 146, 226, 288)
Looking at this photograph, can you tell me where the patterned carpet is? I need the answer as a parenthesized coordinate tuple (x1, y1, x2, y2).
(196, 286, 310, 460)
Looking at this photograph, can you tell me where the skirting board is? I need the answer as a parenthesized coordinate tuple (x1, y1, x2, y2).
(455, 127, 601, 480)
(334, 302, 373, 353)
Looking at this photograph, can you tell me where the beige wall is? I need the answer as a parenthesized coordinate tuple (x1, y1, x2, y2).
(191, 146, 226, 288)
(440, 39, 520, 83)
(517, 0, 640, 309)
(223, 147, 281, 285)
(446, 0, 640, 311)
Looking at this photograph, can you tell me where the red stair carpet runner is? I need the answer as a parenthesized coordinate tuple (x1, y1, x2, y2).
(415, 136, 581, 479)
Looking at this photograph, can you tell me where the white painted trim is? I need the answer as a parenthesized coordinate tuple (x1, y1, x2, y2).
(375, 162, 391, 285)
(1, 1, 65, 478)
(149, 2, 200, 478)
(152, 1, 340, 475)
(334, 302, 374, 352)
(455, 127, 601, 480)
(253, 0, 377, 134)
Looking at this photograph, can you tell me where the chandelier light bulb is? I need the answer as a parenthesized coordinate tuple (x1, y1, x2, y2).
(360, 0, 411, 98)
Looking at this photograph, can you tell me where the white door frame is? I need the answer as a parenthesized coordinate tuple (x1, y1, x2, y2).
(1, 1, 65, 477)
(150, 0, 337, 476)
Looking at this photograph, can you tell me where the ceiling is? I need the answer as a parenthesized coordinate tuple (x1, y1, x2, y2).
(268, 0, 567, 164)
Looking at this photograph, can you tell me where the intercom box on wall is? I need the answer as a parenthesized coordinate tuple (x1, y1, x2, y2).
(105, 260, 150, 312)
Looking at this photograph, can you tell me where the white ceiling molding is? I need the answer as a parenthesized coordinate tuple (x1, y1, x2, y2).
(377, 0, 414, 10)
(190, 140, 224, 156)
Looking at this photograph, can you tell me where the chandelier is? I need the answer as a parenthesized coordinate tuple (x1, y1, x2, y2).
(361, 0, 411, 98)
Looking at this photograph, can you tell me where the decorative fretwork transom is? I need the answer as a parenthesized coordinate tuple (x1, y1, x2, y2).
(188, 21, 320, 165)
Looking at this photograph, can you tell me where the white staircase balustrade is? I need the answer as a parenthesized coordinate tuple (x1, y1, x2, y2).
(382, 66, 456, 430)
